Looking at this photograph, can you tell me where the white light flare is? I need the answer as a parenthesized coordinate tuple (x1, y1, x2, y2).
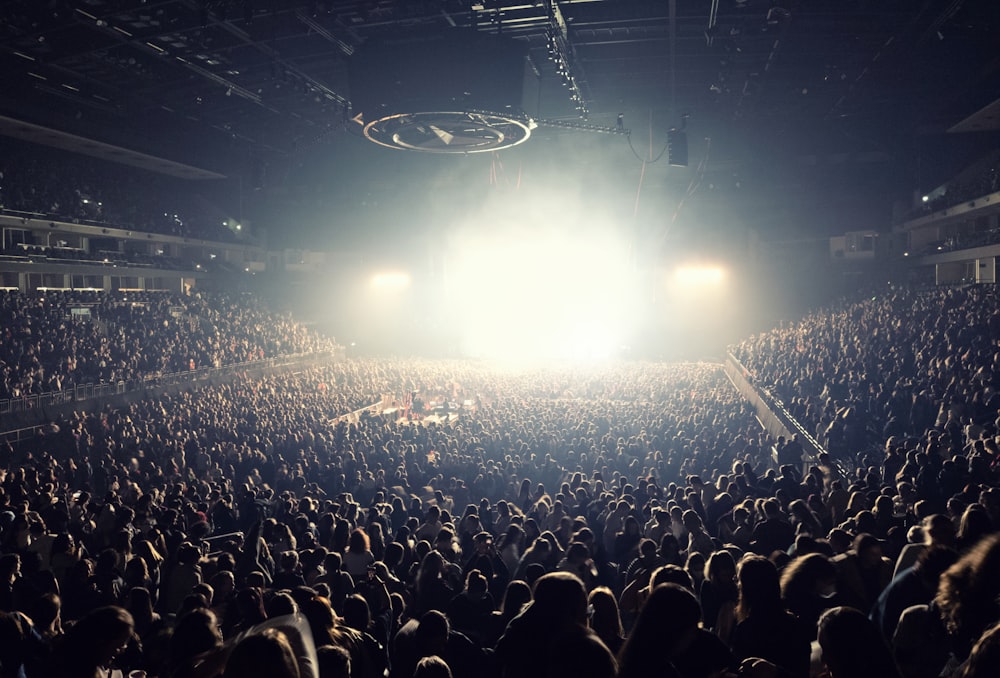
(444, 224, 640, 363)
(370, 271, 412, 290)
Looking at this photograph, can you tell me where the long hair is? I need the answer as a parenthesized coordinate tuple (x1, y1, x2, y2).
(415, 549, 446, 598)
(617, 584, 700, 678)
(588, 587, 624, 651)
(498, 580, 531, 618)
(936, 533, 1000, 657)
(736, 556, 783, 623)
(347, 528, 370, 554)
(817, 607, 901, 678)
(780, 553, 836, 612)
(223, 627, 300, 678)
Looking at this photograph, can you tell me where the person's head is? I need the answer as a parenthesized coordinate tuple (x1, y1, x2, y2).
(530, 571, 588, 626)
(280, 550, 299, 572)
(658, 533, 680, 561)
(465, 569, 488, 597)
(32, 592, 61, 633)
(781, 553, 837, 604)
(736, 555, 783, 622)
(705, 550, 736, 586)
(413, 655, 453, 678)
(415, 611, 450, 657)
(565, 541, 590, 564)
(924, 514, 956, 546)
(817, 607, 901, 678)
(235, 586, 266, 621)
(649, 564, 694, 591)
(65, 606, 135, 670)
(171, 608, 223, 668)
(681, 510, 703, 531)
(316, 645, 351, 678)
(957, 506, 993, 548)
(684, 552, 706, 583)
(348, 528, 370, 553)
(211, 570, 236, 600)
(223, 627, 300, 678)
(417, 549, 445, 579)
(342, 594, 371, 632)
(178, 542, 201, 566)
(0, 554, 20, 582)
(936, 533, 1000, 657)
(500, 580, 532, 617)
(618, 584, 701, 678)
(852, 533, 883, 567)
(267, 591, 298, 618)
(587, 586, 623, 640)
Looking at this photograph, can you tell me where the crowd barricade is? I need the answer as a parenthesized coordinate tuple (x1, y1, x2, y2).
(725, 352, 830, 475)
(0, 424, 42, 445)
(0, 351, 336, 418)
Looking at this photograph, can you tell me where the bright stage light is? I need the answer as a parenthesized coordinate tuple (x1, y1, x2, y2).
(444, 222, 640, 363)
(673, 265, 726, 286)
(370, 271, 412, 290)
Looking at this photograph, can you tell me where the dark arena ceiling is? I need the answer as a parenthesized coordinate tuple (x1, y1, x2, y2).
(1, 0, 997, 174)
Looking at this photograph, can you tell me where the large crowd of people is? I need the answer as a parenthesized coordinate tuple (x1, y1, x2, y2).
(0, 290, 337, 400)
(908, 160, 1000, 221)
(0, 243, 199, 273)
(0, 282, 998, 678)
(733, 284, 1000, 467)
(0, 138, 238, 242)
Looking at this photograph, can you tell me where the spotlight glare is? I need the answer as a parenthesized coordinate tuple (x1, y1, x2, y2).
(673, 265, 726, 286)
(371, 271, 411, 290)
(444, 224, 639, 363)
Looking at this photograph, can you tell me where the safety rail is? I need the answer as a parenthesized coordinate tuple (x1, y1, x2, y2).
(0, 351, 335, 417)
(725, 352, 828, 472)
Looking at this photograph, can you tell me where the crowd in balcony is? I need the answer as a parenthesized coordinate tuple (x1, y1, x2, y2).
(0, 290, 337, 400)
(0, 243, 200, 271)
(0, 138, 239, 243)
(907, 162, 1000, 221)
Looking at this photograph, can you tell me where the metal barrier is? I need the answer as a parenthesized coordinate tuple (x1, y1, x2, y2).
(0, 424, 46, 445)
(725, 352, 828, 474)
(0, 352, 334, 417)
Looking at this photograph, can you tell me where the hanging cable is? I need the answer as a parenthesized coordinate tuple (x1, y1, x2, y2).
(660, 137, 712, 246)
(633, 160, 647, 218)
